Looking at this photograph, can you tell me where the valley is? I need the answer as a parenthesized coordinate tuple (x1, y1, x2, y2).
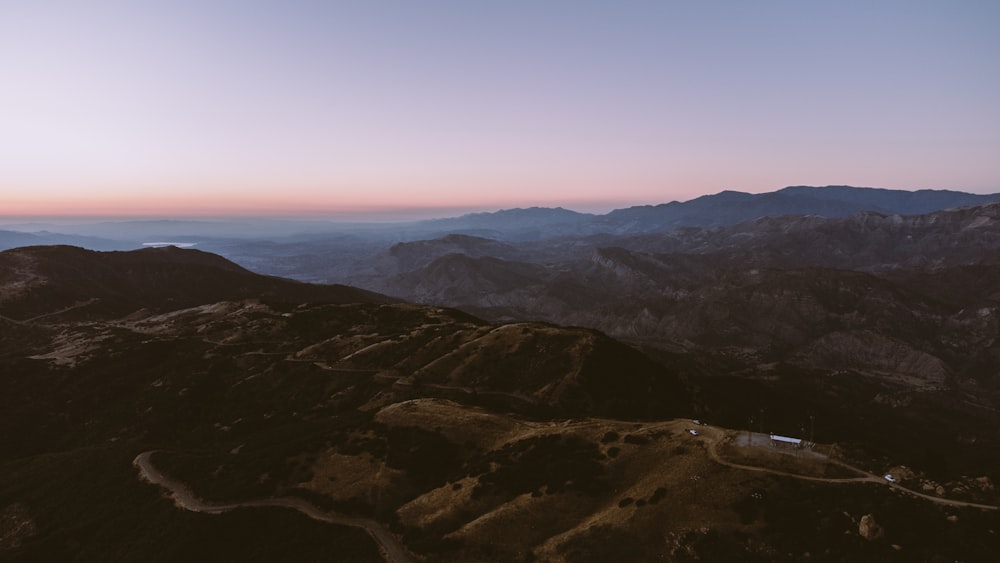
(2, 186, 1000, 561)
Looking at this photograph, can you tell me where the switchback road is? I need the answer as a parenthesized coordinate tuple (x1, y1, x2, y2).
(133, 451, 415, 563)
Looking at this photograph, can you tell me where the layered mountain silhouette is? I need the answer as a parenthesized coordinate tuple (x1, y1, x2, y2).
(346, 203, 1000, 386)
(3, 185, 1000, 561)
(595, 185, 1000, 233)
(319, 195, 1000, 503)
(408, 185, 1000, 240)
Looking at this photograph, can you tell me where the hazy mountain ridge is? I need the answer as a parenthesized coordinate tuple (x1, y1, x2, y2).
(579, 203, 1000, 281)
(372, 251, 1000, 384)
(6, 185, 999, 250)
(0, 229, 129, 251)
(338, 203, 1000, 451)
(4, 185, 998, 287)
(414, 207, 595, 240)
(597, 186, 1000, 234)
(4, 186, 1000, 560)
(204, 186, 1000, 286)
(404, 185, 1000, 239)
(321, 198, 1000, 479)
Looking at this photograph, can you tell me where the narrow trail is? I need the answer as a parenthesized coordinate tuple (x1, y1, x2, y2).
(391, 379, 535, 405)
(133, 451, 416, 563)
(21, 298, 102, 323)
(699, 426, 999, 511)
(0, 314, 27, 326)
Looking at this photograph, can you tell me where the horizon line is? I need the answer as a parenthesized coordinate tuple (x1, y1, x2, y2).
(3, 184, 997, 224)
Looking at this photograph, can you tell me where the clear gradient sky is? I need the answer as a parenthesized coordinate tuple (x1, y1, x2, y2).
(1, 1, 998, 218)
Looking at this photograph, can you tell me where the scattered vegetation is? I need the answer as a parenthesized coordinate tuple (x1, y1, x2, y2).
(472, 435, 609, 498)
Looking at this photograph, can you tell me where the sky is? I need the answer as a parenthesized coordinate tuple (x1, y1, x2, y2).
(1, 0, 998, 218)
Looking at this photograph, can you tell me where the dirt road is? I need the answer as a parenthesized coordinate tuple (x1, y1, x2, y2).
(698, 426, 999, 511)
(133, 451, 415, 563)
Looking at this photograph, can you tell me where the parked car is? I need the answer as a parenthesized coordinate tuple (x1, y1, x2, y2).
(884, 474, 896, 483)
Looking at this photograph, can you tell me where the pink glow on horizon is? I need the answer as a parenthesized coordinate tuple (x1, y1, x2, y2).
(2, 179, 684, 218)
(5, 172, 998, 219)
(1, 2, 997, 218)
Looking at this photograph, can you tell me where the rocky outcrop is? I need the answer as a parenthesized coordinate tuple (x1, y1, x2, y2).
(858, 514, 884, 541)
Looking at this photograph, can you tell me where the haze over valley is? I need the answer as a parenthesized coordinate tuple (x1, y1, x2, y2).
(4, 1, 1000, 560)
(4, 185, 1000, 561)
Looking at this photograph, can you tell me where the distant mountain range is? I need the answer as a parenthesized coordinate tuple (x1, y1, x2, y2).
(317, 199, 1000, 484)
(414, 185, 1000, 240)
(0, 229, 130, 251)
(597, 185, 1000, 232)
(4, 188, 1000, 559)
(4, 186, 999, 251)
(354, 203, 1000, 379)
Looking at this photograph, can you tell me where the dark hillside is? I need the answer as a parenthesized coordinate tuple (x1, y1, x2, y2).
(0, 245, 394, 321)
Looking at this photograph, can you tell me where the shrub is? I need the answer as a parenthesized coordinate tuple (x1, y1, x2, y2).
(649, 487, 667, 504)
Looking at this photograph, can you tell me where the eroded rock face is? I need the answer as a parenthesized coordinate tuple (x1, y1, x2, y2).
(797, 330, 949, 384)
(342, 203, 1000, 389)
(858, 513, 884, 541)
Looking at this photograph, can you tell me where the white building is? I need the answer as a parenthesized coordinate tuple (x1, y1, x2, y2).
(769, 433, 802, 448)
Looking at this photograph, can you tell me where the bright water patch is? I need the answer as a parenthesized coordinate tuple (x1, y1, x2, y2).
(142, 242, 197, 248)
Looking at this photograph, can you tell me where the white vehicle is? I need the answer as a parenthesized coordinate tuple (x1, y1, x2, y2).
(884, 474, 896, 483)
(688, 429, 699, 436)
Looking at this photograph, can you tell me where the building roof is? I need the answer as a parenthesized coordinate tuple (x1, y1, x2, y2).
(769, 434, 802, 444)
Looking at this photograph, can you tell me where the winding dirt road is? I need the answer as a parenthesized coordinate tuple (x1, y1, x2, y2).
(133, 451, 415, 563)
(133, 422, 995, 563)
(699, 426, 999, 511)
